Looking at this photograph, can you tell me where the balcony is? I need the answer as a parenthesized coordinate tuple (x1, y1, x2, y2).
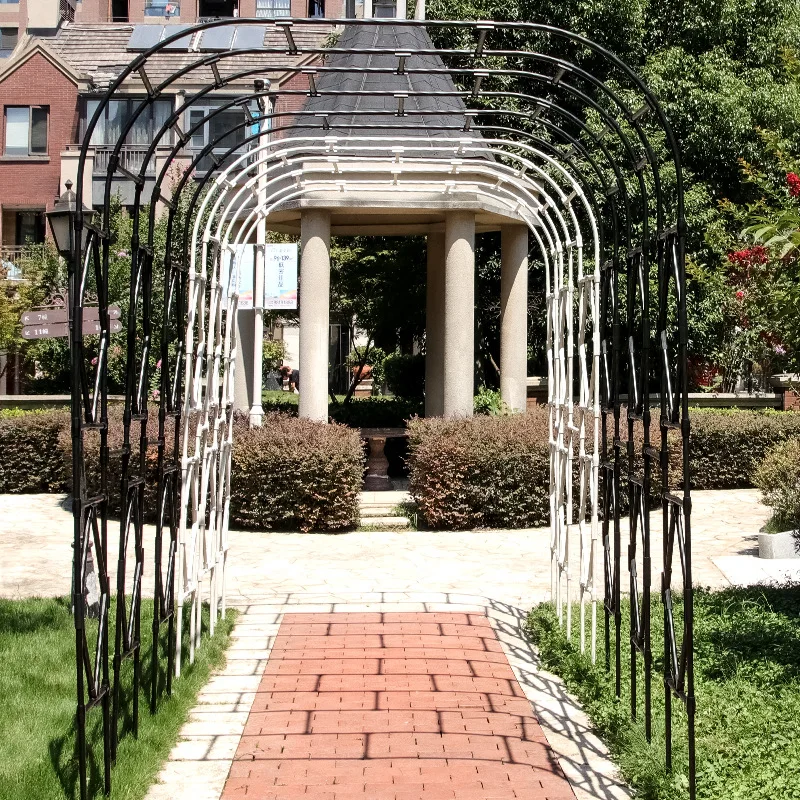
(92, 146, 156, 177)
(1, 245, 47, 279)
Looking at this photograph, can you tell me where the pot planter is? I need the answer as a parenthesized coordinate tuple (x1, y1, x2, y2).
(758, 530, 800, 559)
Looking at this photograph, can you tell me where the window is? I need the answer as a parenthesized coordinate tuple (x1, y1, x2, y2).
(308, 0, 324, 16)
(374, 0, 396, 17)
(256, 0, 290, 18)
(15, 210, 45, 246)
(198, 0, 235, 16)
(187, 102, 256, 173)
(0, 27, 18, 58)
(144, 0, 180, 16)
(4, 107, 48, 157)
(82, 98, 173, 146)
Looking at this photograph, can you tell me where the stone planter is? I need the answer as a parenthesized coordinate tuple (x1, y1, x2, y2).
(758, 530, 800, 559)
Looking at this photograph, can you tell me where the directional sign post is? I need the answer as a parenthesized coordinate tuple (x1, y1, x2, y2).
(20, 305, 122, 340)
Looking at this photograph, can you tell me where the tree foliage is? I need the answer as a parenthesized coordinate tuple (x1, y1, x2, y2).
(427, 0, 800, 385)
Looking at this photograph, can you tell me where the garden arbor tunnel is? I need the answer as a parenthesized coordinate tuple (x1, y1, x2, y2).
(65, 14, 694, 800)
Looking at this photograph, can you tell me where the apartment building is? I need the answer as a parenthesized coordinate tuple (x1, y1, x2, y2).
(0, 0, 360, 249)
(0, 0, 372, 391)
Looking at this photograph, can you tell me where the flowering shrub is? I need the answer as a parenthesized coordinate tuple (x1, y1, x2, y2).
(787, 172, 800, 199)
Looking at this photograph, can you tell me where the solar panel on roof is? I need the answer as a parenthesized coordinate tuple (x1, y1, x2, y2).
(198, 26, 235, 52)
(162, 25, 194, 50)
(231, 26, 267, 51)
(127, 25, 165, 52)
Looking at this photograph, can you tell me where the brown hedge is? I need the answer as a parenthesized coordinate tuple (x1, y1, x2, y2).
(0, 410, 69, 493)
(408, 410, 552, 530)
(229, 413, 363, 531)
(64, 409, 363, 532)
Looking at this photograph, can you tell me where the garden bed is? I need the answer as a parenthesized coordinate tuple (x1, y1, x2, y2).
(526, 586, 800, 800)
(0, 597, 235, 800)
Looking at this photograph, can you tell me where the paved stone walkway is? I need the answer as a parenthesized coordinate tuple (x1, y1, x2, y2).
(223, 612, 575, 800)
(1, 488, 796, 800)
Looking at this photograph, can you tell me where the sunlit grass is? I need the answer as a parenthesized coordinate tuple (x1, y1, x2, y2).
(0, 597, 235, 800)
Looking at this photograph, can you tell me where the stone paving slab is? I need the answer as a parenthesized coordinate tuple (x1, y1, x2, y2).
(0, 489, 774, 602)
(221, 611, 576, 800)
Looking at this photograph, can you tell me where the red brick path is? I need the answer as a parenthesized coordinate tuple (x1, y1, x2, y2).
(222, 612, 576, 800)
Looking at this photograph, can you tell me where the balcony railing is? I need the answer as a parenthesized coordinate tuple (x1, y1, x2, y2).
(1, 245, 47, 279)
(60, 0, 76, 23)
(93, 146, 156, 177)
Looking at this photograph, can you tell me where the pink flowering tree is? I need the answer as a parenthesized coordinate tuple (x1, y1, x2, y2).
(718, 143, 800, 384)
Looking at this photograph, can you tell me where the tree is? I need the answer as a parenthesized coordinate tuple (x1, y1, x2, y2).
(329, 235, 427, 402)
(427, 0, 800, 384)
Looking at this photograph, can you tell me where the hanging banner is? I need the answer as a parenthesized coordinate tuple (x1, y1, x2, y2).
(264, 243, 298, 309)
(221, 244, 256, 309)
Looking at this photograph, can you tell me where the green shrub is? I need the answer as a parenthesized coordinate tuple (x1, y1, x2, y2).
(689, 408, 800, 489)
(408, 410, 551, 529)
(0, 410, 69, 493)
(473, 386, 507, 416)
(230, 413, 363, 531)
(754, 437, 800, 530)
(262, 338, 287, 376)
(262, 392, 299, 415)
(329, 396, 422, 428)
(260, 394, 421, 428)
(383, 352, 425, 400)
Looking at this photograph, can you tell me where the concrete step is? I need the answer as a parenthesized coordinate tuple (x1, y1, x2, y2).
(360, 515, 411, 529)
(360, 506, 400, 517)
(360, 490, 411, 505)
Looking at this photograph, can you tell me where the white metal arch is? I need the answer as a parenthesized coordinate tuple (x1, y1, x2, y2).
(175, 131, 601, 674)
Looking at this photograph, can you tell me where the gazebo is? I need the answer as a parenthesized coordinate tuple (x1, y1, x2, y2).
(229, 22, 536, 421)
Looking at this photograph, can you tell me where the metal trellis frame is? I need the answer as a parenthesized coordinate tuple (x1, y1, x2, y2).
(65, 16, 693, 799)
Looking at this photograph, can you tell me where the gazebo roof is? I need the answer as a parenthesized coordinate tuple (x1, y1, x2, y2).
(285, 23, 486, 151)
(264, 24, 528, 236)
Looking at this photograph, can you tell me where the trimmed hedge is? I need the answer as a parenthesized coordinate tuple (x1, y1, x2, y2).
(329, 397, 422, 428)
(407, 408, 800, 530)
(230, 413, 363, 531)
(690, 409, 800, 489)
(408, 410, 551, 530)
(261, 394, 423, 429)
(0, 410, 69, 493)
(3, 404, 800, 532)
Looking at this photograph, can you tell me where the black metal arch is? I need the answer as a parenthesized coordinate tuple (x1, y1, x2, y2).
(67, 17, 693, 800)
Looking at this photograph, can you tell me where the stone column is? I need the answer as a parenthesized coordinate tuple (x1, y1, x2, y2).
(500, 224, 529, 412)
(299, 209, 331, 422)
(233, 309, 255, 413)
(424, 232, 445, 417)
(442, 211, 475, 417)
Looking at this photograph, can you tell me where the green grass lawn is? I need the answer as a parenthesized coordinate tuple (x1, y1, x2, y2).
(527, 585, 800, 800)
(0, 598, 236, 800)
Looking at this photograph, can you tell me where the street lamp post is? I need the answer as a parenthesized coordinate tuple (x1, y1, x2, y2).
(46, 181, 107, 800)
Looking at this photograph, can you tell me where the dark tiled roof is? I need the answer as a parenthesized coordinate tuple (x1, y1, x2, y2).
(48, 22, 333, 91)
(286, 24, 489, 156)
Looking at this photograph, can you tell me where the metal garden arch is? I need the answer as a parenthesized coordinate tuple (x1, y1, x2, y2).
(64, 16, 693, 799)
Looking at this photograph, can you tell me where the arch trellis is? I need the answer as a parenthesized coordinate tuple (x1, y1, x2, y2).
(65, 16, 693, 800)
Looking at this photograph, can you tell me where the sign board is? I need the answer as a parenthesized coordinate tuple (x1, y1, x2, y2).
(221, 245, 257, 309)
(264, 243, 298, 309)
(21, 318, 123, 340)
(21, 305, 121, 326)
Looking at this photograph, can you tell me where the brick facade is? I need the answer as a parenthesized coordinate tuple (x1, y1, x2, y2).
(75, 0, 346, 23)
(0, 52, 79, 245)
